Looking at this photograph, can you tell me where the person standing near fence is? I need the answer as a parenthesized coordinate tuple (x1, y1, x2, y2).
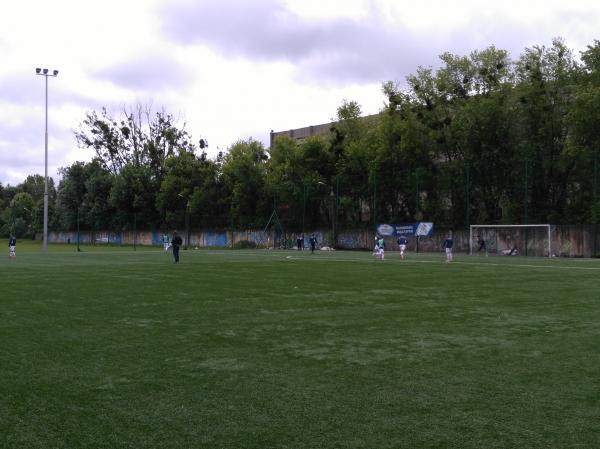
(162, 233, 170, 252)
(443, 234, 454, 263)
(477, 235, 487, 255)
(171, 231, 183, 263)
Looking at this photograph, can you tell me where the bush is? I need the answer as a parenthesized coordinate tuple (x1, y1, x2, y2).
(233, 240, 258, 249)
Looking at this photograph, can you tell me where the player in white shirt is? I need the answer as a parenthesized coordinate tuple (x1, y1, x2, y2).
(397, 235, 408, 259)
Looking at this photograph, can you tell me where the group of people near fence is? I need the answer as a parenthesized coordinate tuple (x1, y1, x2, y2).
(295, 234, 318, 253)
(161, 231, 183, 263)
(371, 233, 521, 262)
(6, 230, 518, 262)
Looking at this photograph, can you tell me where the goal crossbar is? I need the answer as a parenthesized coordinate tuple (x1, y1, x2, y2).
(469, 224, 552, 258)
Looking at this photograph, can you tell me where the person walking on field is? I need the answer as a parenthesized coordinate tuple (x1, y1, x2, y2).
(8, 234, 16, 259)
(171, 231, 183, 263)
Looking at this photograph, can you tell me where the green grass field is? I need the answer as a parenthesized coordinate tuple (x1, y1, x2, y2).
(1, 241, 599, 448)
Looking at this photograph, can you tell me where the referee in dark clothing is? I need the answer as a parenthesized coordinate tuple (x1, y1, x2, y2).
(171, 231, 183, 263)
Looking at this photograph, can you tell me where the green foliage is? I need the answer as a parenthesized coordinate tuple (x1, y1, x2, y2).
(1, 192, 35, 237)
(6, 39, 600, 232)
(232, 239, 258, 249)
(157, 150, 223, 229)
(74, 105, 199, 178)
(222, 139, 269, 228)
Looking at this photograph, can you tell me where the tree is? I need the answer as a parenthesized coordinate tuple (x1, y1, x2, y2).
(109, 163, 157, 230)
(2, 192, 35, 237)
(55, 162, 88, 230)
(221, 139, 269, 228)
(55, 160, 115, 233)
(328, 100, 376, 227)
(19, 174, 55, 236)
(75, 105, 202, 182)
(157, 151, 223, 229)
(512, 38, 580, 223)
(565, 40, 600, 222)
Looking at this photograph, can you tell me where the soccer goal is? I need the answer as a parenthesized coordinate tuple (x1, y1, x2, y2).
(469, 224, 552, 258)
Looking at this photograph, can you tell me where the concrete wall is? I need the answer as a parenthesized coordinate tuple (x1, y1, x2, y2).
(48, 225, 600, 257)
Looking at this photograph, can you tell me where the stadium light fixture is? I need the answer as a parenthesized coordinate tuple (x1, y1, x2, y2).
(35, 67, 59, 253)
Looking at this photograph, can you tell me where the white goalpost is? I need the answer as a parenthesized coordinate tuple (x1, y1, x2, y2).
(469, 224, 552, 258)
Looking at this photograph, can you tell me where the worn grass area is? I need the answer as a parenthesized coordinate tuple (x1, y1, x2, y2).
(1, 243, 599, 448)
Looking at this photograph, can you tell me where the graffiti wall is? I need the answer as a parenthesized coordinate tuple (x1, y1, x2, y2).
(46, 225, 600, 257)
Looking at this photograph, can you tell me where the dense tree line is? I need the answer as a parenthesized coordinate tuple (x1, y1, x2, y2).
(2, 38, 600, 239)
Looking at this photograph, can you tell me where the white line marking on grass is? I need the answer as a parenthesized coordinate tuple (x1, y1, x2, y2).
(63, 249, 600, 272)
(452, 260, 600, 271)
(242, 252, 600, 272)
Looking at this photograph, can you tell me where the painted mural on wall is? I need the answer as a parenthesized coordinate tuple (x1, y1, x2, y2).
(45, 225, 600, 257)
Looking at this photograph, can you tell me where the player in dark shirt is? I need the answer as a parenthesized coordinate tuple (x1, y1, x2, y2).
(171, 231, 183, 263)
(477, 235, 487, 254)
(309, 234, 317, 254)
(9, 235, 16, 258)
(397, 235, 408, 260)
(443, 235, 453, 263)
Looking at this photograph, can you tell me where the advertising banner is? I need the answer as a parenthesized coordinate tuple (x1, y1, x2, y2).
(376, 222, 434, 237)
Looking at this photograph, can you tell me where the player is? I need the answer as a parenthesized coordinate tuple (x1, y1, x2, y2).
(477, 235, 487, 255)
(162, 233, 170, 252)
(442, 233, 453, 263)
(397, 235, 408, 259)
(377, 236, 385, 260)
(309, 234, 317, 254)
(171, 231, 183, 263)
(8, 234, 16, 258)
(502, 246, 518, 256)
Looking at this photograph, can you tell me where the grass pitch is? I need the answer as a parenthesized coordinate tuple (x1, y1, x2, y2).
(1, 242, 599, 448)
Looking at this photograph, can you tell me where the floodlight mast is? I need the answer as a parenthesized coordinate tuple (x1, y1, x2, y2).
(35, 67, 59, 253)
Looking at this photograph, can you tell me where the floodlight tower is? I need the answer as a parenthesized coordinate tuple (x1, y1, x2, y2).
(35, 67, 59, 253)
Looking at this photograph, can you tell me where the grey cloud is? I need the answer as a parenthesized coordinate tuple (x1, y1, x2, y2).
(158, 0, 581, 86)
(0, 110, 79, 186)
(0, 72, 107, 111)
(159, 0, 431, 83)
(0, 75, 42, 105)
(161, 0, 311, 59)
(94, 54, 193, 92)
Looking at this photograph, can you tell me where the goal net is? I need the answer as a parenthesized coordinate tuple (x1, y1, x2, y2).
(469, 224, 552, 258)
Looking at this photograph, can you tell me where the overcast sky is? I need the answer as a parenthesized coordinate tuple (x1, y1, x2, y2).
(1, 0, 599, 185)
